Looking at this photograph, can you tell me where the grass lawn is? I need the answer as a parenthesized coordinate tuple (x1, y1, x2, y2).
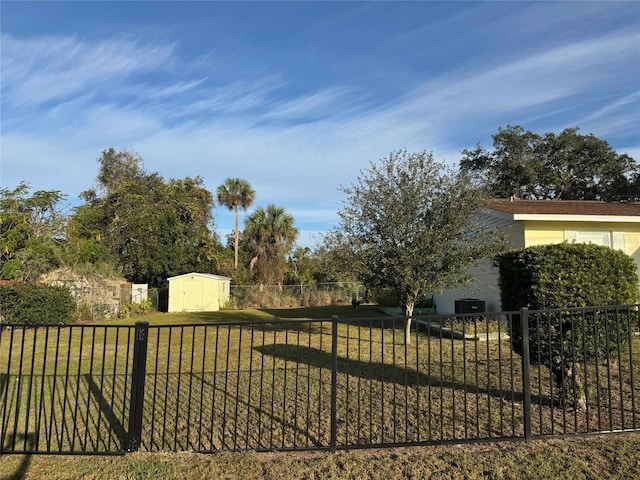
(1, 305, 638, 465)
(101, 304, 388, 325)
(0, 433, 639, 479)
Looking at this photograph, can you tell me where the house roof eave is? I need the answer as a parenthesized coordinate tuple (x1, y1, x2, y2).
(511, 214, 640, 223)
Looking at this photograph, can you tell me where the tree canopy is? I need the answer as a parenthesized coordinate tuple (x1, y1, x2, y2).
(243, 204, 298, 286)
(216, 178, 256, 270)
(286, 246, 322, 285)
(329, 150, 505, 342)
(70, 148, 219, 288)
(0, 182, 66, 281)
(460, 125, 638, 201)
(24, 127, 639, 300)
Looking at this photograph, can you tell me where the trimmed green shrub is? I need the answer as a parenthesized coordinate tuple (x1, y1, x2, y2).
(498, 243, 637, 311)
(498, 243, 638, 408)
(0, 282, 77, 325)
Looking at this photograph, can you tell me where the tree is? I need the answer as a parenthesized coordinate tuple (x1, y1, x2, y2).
(0, 182, 66, 280)
(216, 178, 256, 269)
(287, 246, 321, 285)
(243, 204, 298, 286)
(460, 125, 638, 201)
(331, 150, 505, 344)
(69, 148, 219, 287)
(316, 232, 368, 285)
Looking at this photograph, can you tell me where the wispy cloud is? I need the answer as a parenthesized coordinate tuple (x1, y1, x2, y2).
(1, 9, 638, 245)
(409, 29, 637, 120)
(176, 79, 283, 117)
(582, 92, 640, 122)
(262, 87, 354, 122)
(128, 79, 209, 101)
(1, 34, 177, 106)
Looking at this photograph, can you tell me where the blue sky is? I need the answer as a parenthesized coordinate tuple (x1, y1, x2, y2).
(2, 1, 639, 247)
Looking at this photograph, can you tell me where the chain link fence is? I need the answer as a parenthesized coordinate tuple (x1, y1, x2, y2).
(55, 281, 363, 317)
(229, 282, 366, 309)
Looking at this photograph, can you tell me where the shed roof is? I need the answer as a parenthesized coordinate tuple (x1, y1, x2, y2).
(168, 272, 232, 281)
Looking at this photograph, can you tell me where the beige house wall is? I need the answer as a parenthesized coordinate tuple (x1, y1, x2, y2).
(523, 220, 640, 272)
(434, 222, 516, 314)
(432, 261, 502, 315)
(434, 220, 640, 315)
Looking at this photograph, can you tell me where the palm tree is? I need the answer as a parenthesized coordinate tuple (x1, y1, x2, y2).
(216, 178, 256, 269)
(244, 204, 298, 285)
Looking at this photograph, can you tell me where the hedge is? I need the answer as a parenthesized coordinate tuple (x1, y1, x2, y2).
(498, 242, 638, 311)
(0, 282, 76, 325)
(498, 243, 638, 407)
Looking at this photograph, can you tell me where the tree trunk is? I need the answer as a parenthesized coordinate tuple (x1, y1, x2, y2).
(554, 362, 587, 411)
(234, 205, 239, 269)
(405, 302, 414, 345)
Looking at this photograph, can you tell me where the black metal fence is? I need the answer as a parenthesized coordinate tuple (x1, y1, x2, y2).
(1, 305, 638, 454)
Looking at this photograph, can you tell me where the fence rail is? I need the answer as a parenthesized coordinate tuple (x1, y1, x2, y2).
(1, 305, 639, 454)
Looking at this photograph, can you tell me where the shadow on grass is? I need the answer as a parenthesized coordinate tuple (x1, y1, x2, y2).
(254, 343, 551, 409)
(83, 374, 127, 451)
(190, 372, 324, 451)
(2, 433, 36, 480)
(221, 315, 465, 344)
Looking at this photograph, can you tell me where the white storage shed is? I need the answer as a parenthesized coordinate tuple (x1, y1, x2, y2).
(167, 273, 231, 313)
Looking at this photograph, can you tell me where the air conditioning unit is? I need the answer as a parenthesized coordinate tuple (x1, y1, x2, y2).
(455, 298, 485, 314)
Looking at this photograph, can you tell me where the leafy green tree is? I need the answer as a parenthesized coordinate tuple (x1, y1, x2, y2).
(0, 182, 66, 280)
(216, 178, 256, 269)
(315, 233, 367, 285)
(331, 149, 505, 343)
(243, 204, 298, 286)
(70, 148, 219, 287)
(287, 246, 321, 285)
(460, 125, 638, 201)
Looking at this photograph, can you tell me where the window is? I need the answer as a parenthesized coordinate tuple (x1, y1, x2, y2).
(564, 230, 625, 250)
(577, 231, 611, 247)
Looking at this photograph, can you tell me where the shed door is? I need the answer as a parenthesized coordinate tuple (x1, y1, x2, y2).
(185, 278, 206, 311)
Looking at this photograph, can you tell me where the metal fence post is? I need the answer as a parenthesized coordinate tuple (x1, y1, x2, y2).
(330, 315, 338, 453)
(520, 308, 532, 442)
(127, 321, 149, 452)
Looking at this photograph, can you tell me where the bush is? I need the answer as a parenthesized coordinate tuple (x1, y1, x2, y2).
(0, 282, 77, 325)
(308, 290, 332, 307)
(415, 296, 435, 309)
(498, 243, 638, 311)
(498, 243, 638, 407)
(369, 288, 401, 307)
(119, 299, 153, 318)
(70, 303, 93, 323)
